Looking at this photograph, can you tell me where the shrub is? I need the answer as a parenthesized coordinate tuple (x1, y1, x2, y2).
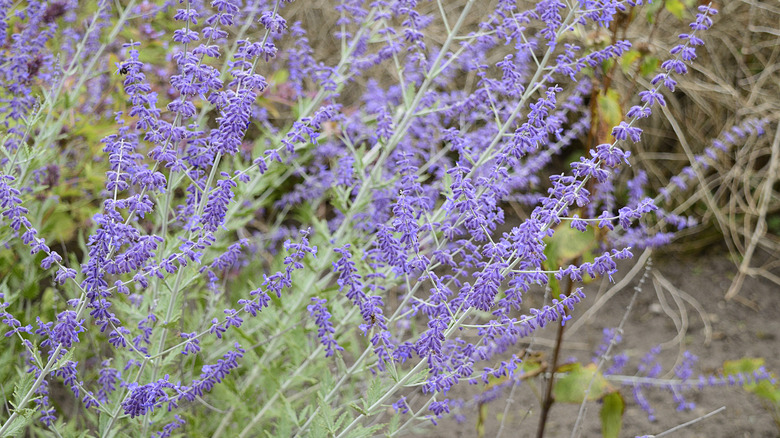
(0, 1, 775, 437)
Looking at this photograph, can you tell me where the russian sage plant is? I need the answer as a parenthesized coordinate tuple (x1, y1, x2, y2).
(0, 0, 772, 437)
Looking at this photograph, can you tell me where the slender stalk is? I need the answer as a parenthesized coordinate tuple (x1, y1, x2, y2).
(536, 276, 573, 438)
(652, 406, 726, 437)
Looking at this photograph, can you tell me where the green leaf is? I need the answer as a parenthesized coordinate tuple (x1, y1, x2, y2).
(723, 358, 780, 404)
(553, 363, 609, 403)
(387, 360, 400, 383)
(665, 0, 685, 19)
(723, 357, 766, 375)
(385, 413, 401, 436)
(600, 392, 624, 438)
(766, 214, 780, 234)
(232, 325, 259, 348)
(640, 56, 659, 77)
(365, 377, 384, 409)
(645, 0, 664, 22)
(271, 68, 289, 86)
(620, 50, 642, 74)
(403, 82, 416, 109)
(41, 204, 77, 242)
(1, 408, 36, 437)
(98, 413, 119, 438)
(316, 393, 336, 432)
(350, 402, 369, 416)
(543, 223, 599, 269)
(407, 368, 429, 386)
(477, 402, 487, 437)
(596, 89, 623, 132)
(308, 416, 328, 438)
(274, 414, 294, 438)
(601, 59, 615, 75)
(520, 358, 543, 375)
(50, 348, 76, 373)
(158, 287, 183, 329)
(11, 371, 34, 408)
(348, 424, 384, 438)
(335, 411, 350, 430)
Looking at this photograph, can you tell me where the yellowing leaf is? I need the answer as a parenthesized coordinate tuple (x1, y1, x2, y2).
(723, 357, 780, 404)
(600, 392, 624, 438)
(597, 89, 623, 131)
(543, 222, 599, 268)
(665, 0, 685, 19)
(620, 50, 642, 74)
(553, 363, 610, 403)
(272, 68, 289, 85)
(723, 357, 766, 375)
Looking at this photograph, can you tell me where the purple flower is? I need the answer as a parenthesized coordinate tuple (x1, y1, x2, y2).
(201, 176, 237, 231)
(570, 214, 588, 232)
(209, 318, 227, 339)
(212, 88, 259, 155)
(97, 361, 121, 402)
(593, 143, 631, 168)
(178, 343, 245, 403)
(50, 310, 85, 348)
(122, 377, 173, 418)
(392, 396, 409, 414)
(333, 245, 366, 304)
(611, 121, 642, 143)
(307, 298, 343, 357)
(638, 88, 666, 107)
(627, 105, 652, 118)
(468, 263, 506, 311)
(153, 415, 186, 438)
(427, 399, 450, 424)
(180, 332, 201, 356)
